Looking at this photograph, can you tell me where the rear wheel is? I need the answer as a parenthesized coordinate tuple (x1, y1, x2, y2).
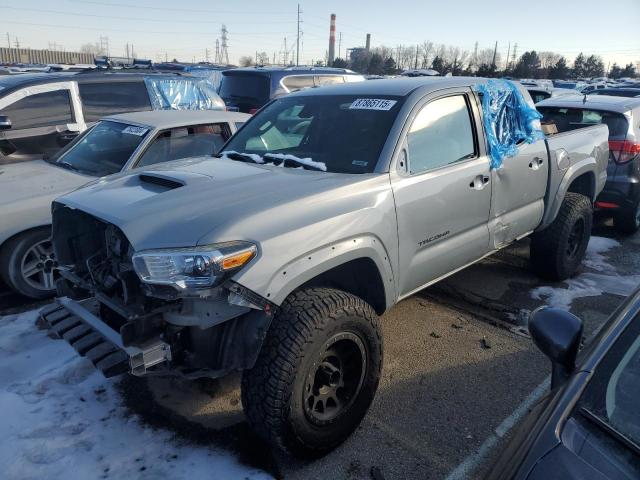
(0, 227, 59, 299)
(241, 287, 383, 457)
(530, 193, 592, 281)
(613, 200, 640, 235)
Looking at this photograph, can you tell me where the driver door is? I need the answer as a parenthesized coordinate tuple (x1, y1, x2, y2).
(390, 89, 492, 298)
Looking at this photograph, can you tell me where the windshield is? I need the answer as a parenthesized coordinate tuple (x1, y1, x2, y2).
(52, 120, 149, 176)
(222, 94, 404, 174)
(219, 74, 270, 105)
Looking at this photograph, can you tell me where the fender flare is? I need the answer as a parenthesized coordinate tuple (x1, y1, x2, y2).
(261, 234, 396, 311)
(540, 157, 596, 229)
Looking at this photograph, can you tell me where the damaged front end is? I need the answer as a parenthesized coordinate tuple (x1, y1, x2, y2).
(41, 202, 274, 379)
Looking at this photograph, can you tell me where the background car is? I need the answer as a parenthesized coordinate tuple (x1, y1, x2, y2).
(218, 66, 365, 113)
(0, 70, 226, 164)
(524, 86, 581, 104)
(538, 96, 640, 233)
(486, 287, 640, 480)
(588, 87, 640, 98)
(0, 109, 249, 299)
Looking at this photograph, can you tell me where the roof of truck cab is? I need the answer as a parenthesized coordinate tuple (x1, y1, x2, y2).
(286, 76, 487, 98)
(102, 110, 251, 129)
(536, 94, 640, 113)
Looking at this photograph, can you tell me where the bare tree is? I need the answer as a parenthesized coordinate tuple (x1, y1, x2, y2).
(80, 42, 106, 56)
(239, 55, 255, 67)
(538, 51, 561, 69)
(257, 51, 270, 65)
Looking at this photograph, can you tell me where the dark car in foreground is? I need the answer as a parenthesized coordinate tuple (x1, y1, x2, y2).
(218, 66, 364, 113)
(538, 95, 640, 233)
(487, 287, 640, 479)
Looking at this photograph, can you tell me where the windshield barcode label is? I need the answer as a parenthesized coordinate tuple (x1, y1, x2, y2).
(349, 98, 397, 111)
(122, 126, 148, 136)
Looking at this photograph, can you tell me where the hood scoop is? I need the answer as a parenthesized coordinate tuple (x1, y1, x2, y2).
(138, 173, 185, 190)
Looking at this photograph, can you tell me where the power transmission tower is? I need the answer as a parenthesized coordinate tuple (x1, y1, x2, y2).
(296, 3, 301, 66)
(220, 25, 229, 65)
(338, 32, 342, 59)
(506, 42, 511, 70)
(14, 37, 20, 49)
(472, 41, 478, 69)
(205, 48, 210, 62)
(511, 43, 518, 66)
(491, 41, 498, 68)
(99, 36, 109, 56)
(215, 39, 220, 63)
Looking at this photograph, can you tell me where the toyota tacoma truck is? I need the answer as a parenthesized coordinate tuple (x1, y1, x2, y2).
(41, 78, 609, 457)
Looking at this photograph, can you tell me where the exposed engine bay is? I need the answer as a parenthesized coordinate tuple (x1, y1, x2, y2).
(50, 202, 274, 378)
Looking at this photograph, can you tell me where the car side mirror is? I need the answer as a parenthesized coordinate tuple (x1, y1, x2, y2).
(0, 115, 12, 130)
(529, 307, 583, 389)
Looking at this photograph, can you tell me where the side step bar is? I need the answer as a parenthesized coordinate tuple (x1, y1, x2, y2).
(39, 297, 172, 378)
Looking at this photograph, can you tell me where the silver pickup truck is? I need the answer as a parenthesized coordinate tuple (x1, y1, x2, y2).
(41, 78, 608, 457)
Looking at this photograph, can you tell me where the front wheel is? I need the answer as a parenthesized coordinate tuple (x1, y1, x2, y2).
(530, 193, 593, 281)
(241, 287, 383, 457)
(0, 227, 59, 299)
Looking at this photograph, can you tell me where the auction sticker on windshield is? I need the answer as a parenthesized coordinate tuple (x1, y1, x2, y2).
(122, 126, 148, 136)
(349, 98, 397, 111)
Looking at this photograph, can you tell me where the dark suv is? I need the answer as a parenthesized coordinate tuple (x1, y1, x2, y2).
(218, 66, 364, 113)
(0, 71, 225, 163)
(538, 95, 640, 233)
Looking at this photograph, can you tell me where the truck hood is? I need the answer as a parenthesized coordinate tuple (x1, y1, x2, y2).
(56, 156, 379, 251)
(0, 160, 92, 204)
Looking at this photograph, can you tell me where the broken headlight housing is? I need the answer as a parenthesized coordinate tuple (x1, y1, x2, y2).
(132, 241, 257, 293)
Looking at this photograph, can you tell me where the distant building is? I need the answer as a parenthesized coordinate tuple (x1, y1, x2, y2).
(0, 47, 94, 65)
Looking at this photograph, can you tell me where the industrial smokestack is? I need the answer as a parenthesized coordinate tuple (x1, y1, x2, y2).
(328, 14, 336, 66)
(365, 33, 371, 52)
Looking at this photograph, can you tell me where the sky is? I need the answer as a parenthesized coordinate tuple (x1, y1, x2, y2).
(2, 0, 639, 68)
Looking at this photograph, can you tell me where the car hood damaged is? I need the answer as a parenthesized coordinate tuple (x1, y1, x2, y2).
(54, 156, 374, 251)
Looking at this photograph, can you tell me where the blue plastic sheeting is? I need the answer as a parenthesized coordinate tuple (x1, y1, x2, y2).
(474, 79, 544, 169)
(144, 77, 225, 111)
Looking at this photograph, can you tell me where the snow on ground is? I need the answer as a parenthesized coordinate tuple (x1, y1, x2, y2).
(531, 236, 640, 310)
(0, 310, 271, 480)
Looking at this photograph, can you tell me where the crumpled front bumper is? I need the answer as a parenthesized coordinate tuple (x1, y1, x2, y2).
(38, 297, 172, 378)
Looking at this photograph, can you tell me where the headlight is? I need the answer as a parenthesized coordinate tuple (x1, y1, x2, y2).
(132, 241, 256, 292)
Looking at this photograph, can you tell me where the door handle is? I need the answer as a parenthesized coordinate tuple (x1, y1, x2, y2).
(469, 175, 490, 190)
(529, 157, 544, 170)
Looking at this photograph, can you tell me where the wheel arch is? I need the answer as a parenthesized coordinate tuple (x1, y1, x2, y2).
(255, 235, 396, 315)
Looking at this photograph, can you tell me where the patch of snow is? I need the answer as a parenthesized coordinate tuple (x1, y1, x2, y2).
(219, 150, 264, 164)
(582, 236, 620, 272)
(263, 153, 327, 172)
(531, 236, 638, 310)
(0, 310, 271, 480)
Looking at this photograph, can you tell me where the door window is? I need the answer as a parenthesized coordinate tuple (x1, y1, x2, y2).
(137, 123, 231, 167)
(79, 82, 151, 122)
(407, 95, 476, 175)
(281, 75, 315, 92)
(578, 316, 640, 450)
(0, 89, 73, 129)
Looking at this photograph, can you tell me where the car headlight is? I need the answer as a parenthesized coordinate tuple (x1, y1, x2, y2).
(132, 241, 257, 292)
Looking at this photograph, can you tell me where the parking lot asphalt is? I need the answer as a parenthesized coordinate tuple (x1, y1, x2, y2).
(1, 216, 636, 479)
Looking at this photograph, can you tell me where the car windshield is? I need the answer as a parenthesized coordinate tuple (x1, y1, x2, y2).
(221, 94, 404, 174)
(578, 314, 640, 452)
(51, 120, 149, 176)
(538, 106, 630, 140)
(219, 73, 271, 106)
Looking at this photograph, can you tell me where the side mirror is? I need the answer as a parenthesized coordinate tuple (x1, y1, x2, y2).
(529, 307, 583, 389)
(0, 115, 11, 130)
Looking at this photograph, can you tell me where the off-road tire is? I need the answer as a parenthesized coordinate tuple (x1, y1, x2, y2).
(0, 227, 56, 299)
(530, 193, 592, 281)
(241, 287, 383, 457)
(613, 200, 640, 235)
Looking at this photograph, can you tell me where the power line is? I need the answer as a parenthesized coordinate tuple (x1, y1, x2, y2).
(1, 6, 298, 25)
(68, 0, 290, 15)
